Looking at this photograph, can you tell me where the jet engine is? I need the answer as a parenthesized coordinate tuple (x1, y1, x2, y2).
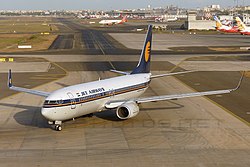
(116, 102, 140, 119)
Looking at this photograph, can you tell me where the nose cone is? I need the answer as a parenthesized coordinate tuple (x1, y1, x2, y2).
(41, 108, 52, 120)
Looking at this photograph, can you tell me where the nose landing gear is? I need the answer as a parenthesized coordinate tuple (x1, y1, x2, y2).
(49, 121, 62, 131)
(55, 124, 62, 131)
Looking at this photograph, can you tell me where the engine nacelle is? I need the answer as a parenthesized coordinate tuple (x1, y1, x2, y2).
(116, 102, 140, 120)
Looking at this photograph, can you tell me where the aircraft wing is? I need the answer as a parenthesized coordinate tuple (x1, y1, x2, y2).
(105, 72, 243, 108)
(8, 70, 50, 97)
(136, 73, 243, 103)
(105, 88, 236, 109)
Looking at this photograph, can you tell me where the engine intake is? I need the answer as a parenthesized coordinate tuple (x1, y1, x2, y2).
(116, 102, 139, 119)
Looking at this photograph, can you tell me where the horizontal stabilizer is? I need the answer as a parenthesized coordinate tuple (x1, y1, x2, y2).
(151, 71, 195, 79)
(110, 69, 130, 75)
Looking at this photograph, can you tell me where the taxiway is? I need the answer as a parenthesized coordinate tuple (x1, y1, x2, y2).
(0, 18, 249, 166)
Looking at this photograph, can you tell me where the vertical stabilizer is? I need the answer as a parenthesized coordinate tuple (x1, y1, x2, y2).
(131, 25, 152, 74)
(122, 15, 128, 23)
(236, 17, 246, 31)
(214, 16, 222, 28)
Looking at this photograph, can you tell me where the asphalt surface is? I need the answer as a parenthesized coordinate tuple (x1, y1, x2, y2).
(0, 17, 249, 166)
(1, 18, 249, 124)
(0, 63, 249, 167)
(55, 61, 175, 71)
(49, 34, 74, 49)
(175, 71, 250, 123)
(0, 57, 66, 100)
(49, 18, 135, 55)
(41, 18, 250, 55)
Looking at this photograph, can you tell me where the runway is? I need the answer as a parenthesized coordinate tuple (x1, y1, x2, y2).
(48, 18, 134, 55)
(0, 68, 249, 166)
(0, 57, 66, 100)
(40, 18, 250, 55)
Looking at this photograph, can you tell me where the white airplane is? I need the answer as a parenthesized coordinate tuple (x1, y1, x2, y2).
(166, 17, 178, 22)
(99, 15, 127, 25)
(155, 16, 177, 22)
(8, 25, 243, 131)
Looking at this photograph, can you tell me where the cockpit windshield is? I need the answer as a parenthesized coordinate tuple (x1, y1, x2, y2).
(43, 99, 64, 106)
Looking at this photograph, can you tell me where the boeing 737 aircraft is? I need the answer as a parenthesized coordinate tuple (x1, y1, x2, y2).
(8, 25, 243, 131)
(99, 15, 127, 25)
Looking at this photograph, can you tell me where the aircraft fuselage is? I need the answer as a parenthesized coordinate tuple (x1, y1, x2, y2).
(41, 73, 150, 121)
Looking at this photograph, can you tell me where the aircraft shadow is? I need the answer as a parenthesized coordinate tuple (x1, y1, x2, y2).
(94, 109, 122, 122)
(95, 101, 184, 121)
(0, 100, 184, 128)
(0, 103, 49, 129)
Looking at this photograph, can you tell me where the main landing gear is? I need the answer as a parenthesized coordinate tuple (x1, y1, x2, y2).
(49, 121, 62, 131)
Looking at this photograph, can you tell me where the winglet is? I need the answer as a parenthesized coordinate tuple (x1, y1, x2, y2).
(8, 69, 12, 88)
(232, 71, 244, 91)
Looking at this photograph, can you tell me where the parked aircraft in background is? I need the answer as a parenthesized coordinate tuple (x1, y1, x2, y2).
(77, 14, 90, 19)
(7, 25, 243, 131)
(99, 15, 127, 25)
(155, 16, 177, 22)
(221, 19, 233, 26)
(214, 16, 238, 33)
(235, 17, 250, 35)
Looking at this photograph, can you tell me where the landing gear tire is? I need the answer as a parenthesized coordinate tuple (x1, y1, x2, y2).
(55, 125, 62, 131)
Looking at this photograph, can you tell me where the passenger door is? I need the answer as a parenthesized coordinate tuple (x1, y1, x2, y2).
(67, 92, 76, 109)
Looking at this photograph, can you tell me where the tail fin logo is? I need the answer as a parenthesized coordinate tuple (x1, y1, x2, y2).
(236, 17, 245, 31)
(216, 21, 222, 28)
(122, 15, 128, 22)
(144, 41, 151, 62)
(214, 16, 222, 28)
